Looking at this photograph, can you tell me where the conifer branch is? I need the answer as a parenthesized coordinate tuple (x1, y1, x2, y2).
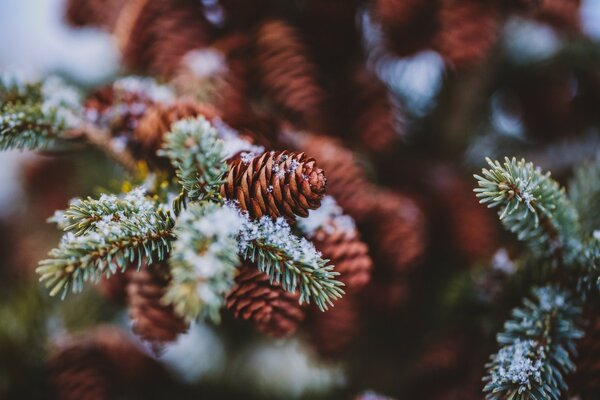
(474, 157, 581, 263)
(37, 189, 175, 298)
(236, 210, 344, 310)
(159, 117, 227, 209)
(0, 74, 81, 151)
(483, 286, 582, 400)
(163, 202, 241, 323)
(569, 157, 600, 238)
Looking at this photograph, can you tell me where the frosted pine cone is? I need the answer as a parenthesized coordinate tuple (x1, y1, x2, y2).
(220, 150, 326, 220)
(254, 19, 326, 129)
(226, 264, 305, 338)
(307, 294, 359, 358)
(127, 264, 187, 348)
(283, 131, 375, 222)
(313, 222, 372, 291)
(434, 0, 501, 69)
(133, 100, 218, 163)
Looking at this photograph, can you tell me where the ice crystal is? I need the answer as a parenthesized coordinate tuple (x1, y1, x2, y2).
(297, 196, 356, 238)
(491, 339, 545, 387)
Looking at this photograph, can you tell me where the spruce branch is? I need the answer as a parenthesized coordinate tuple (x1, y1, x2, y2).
(236, 208, 344, 310)
(0, 74, 82, 151)
(474, 157, 581, 263)
(37, 189, 175, 298)
(483, 286, 583, 400)
(163, 202, 241, 323)
(159, 116, 227, 208)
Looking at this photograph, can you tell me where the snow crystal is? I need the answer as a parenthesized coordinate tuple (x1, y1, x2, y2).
(536, 286, 566, 312)
(297, 196, 356, 238)
(491, 339, 545, 387)
(113, 76, 174, 103)
(491, 248, 516, 274)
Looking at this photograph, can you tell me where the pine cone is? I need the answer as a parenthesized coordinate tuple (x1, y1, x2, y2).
(366, 190, 427, 275)
(307, 294, 359, 358)
(117, 0, 214, 77)
(313, 222, 372, 291)
(220, 150, 326, 220)
(226, 264, 305, 338)
(434, 0, 501, 69)
(64, 0, 127, 30)
(127, 264, 188, 348)
(571, 315, 600, 398)
(254, 19, 327, 130)
(48, 327, 170, 400)
(284, 132, 375, 223)
(348, 68, 402, 153)
(132, 100, 218, 164)
(534, 0, 581, 31)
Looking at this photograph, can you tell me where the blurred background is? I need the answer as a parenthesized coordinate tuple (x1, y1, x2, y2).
(1, 0, 600, 399)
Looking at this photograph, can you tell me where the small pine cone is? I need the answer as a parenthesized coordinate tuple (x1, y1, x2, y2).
(348, 68, 403, 152)
(366, 190, 427, 274)
(363, 277, 410, 312)
(48, 326, 170, 400)
(284, 132, 375, 223)
(226, 264, 305, 338)
(534, 0, 581, 31)
(117, 0, 214, 77)
(132, 100, 218, 164)
(313, 223, 372, 291)
(307, 294, 359, 358)
(254, 19, 327, 130)
(97, 271, 129, 305)
(220, 150, 326, 220)
(127, 264, 187, 348)
(64, 0, 127, 30)
(571, 315, 600, 398)
(434, 0, 501, 70)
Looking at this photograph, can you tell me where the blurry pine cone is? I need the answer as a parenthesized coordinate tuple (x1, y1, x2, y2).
(220, 150, 326, 220)
(254, 19, 327, 130)
(118, 0, 214, 77)
(313, 222, 372, 291)
(84, 85, 155, 136)
(226, 264, 305, 338)
(284, 132, 375, 222)
(307, 295, 360, 358)
(571, 315, 600, 398)
(366, 190, 426, 274)
(64, 0, 127, 30)
(127, 264, 187, 348)
(48, 327, 170, 400)
(348, 68, 402, 152)
(534, 0, 581, 31)
(132, 100, 218, 164)
(373, 0, 438, 55)
(434, 0, 501, 69)
(97, 271, 129, 305)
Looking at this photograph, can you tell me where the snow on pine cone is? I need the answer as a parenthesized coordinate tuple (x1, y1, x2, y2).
(126, 264, 188, 349)
(226, 263, 305, 338)
(220, 150, 326, 221)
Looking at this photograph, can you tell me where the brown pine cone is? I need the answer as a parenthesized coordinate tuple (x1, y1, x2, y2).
(571, 314, 600, 398)
(226, 264, 305, 338)
(373, 0, 438, 55)
(254, 19, 327, 130)
(434, 0, 501, 69)
(118, 0, 214, 77)
(220, 150, 326, 220)
(313, 222, 372, 291)
(307, 294, 359, 358)
(127, 264, 188, 348)
(534, 0, 581, 31)
(283, 131, 375, 223)
(48, 326, 171, 400)
(348, 68, 403, 153)
(132, 100, 218, 164)
(64, 0, 127, 30)
(366, 190, 427, 275)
